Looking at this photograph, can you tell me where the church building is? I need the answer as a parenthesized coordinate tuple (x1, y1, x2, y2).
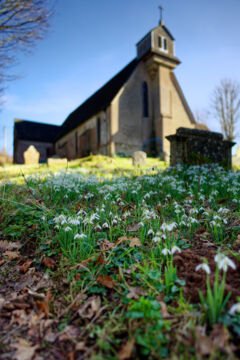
(14, 15, 198, 163)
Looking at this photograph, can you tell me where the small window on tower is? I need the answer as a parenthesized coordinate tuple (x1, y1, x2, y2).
(163, 38, 168, 50)
(158, 36, 168, 52)
(158, 36, 162, 48)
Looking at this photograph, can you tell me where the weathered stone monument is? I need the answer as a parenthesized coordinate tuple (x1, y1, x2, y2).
(132, 151, 147, 166)
(47, 156, 68, 166)
(23, 145, 40, 165)
(166, 128, 235, 169)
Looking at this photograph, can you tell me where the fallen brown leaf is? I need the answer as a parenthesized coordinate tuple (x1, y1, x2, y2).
(116, 236, 141, 247)
(78, 296, 101, 319)
(126, 223, 141, 232)
(75, 342, 86, 351)
(42, 257, 56, 269)
(3, 250, 20, 260)
(100, 239, 115, 251)
(118, 338, 135, 360)
(96, 254, 106, 265)
(0, 240, 21, 251)
(129, 237, 141, 247)
(195, 326, 212, 356)
(127, 287, 146, 299)
(12, 338, 38, 360)
(19, 260, 33, 274)
(159, 301, 170, 318)
(0, 259, 5, 266)
(210, 324, 229, 350)
(97, 275, 115, 289)
(36, 290, 52, 317)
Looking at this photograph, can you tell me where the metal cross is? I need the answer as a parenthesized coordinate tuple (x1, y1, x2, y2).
(159, 5, 164, 24)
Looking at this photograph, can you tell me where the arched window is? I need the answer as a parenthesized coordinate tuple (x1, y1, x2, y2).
(142, 81, 149, 117)
(97, 117, 101, 148)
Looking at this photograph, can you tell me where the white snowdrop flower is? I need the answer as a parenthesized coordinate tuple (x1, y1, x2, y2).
(180, 221, 186, 226)
(218, 207, 230, 215)
(69, 219, 80, 226)
(147, 229, 154, 236)
(195, 263, 211, 275)
(214, 254, 236, 272)
(190, 218, 199, 224)
(74, 233, 87, 240)
(64, 226, 72, 232)
(95, 225, 102, 231)
(229, 303, 240, 315)
(171, 246, 181, 254)
(162, 248, 171, 256)
(152, 236, 161, 243)
(138, 222, 144, 227)
(112, 219, 118, 225)
(161, 222, 177, 232)
(102, 222, 109, 229)
(175, 208, 181, 214)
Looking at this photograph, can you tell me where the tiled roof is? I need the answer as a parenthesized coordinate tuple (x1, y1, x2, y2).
(56, 59, 138, 140)
(14, 119, 60, 143)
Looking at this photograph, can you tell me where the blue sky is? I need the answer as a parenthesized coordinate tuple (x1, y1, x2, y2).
(1, 0, 240, 154)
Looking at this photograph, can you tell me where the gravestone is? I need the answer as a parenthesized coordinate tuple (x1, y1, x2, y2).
(232, 146, 240, 167)
(23, 145, 40, 165)
(132, 151, 147, 166)
(47, 157, 68, 166)
(166, 127, 235, 169)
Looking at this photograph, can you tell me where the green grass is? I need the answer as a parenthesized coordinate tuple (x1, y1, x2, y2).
(0, 156, 240, 359)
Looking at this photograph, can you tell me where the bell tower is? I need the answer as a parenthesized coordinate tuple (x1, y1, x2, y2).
(135, 8, 195, 160)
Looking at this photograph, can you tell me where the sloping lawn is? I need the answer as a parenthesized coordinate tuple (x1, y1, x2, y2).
(0, 160, 240, 359)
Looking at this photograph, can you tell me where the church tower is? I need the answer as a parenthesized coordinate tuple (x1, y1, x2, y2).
(136, 9, 195, 159)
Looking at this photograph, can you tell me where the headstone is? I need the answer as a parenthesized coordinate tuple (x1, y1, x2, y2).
(132, 151, 147, 166)
(166, 127, 235, 169)
(47, 157, 68, 166)
(23, 145, 40, 165)
(232, 145, 240, 167)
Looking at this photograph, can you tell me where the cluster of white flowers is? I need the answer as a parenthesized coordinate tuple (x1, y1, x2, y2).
(196, 253, 236, 275)
(162, 246, 181, 256)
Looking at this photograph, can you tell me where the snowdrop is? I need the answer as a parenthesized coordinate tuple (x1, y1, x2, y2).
(74, 233, 87, 240)
(229, 303, 240, 315)
(214, 253, 236, 272)
(64, 226, 72, 232)
(161, 222, 177, 232)
(196, 263, 211, 275)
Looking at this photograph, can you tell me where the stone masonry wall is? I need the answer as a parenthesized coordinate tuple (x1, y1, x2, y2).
(166, 128, 235, 169)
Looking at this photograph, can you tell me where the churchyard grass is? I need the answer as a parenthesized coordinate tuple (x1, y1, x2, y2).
(0, 158, 240, 359)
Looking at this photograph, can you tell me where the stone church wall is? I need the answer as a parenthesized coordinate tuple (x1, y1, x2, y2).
(159, 67, 195, 159)
(111, 63, 152, 156)
(55, 110, 110, 159)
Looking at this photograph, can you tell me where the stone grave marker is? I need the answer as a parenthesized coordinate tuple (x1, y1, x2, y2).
(132, 151, 147, 166)
(166, 127, 235, 169)
(23, 145, 40, 165)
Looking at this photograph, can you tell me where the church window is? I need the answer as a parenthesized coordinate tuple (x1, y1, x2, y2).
(164, 38, 168, 50)
(142, 82, 149, 117)
(158, 36, 168, 52)
(97, 117, 101, 147)
(75, 131, 78, 155)
(158, 36, 162, 48)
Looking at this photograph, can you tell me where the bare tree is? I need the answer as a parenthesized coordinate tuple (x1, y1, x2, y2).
(194, 108, 209, 130)
(0, 0, 54, 96)
(212, 79, 240, 141)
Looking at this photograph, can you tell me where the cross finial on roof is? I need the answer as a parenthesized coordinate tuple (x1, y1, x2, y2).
(158, 5, 164, 25)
